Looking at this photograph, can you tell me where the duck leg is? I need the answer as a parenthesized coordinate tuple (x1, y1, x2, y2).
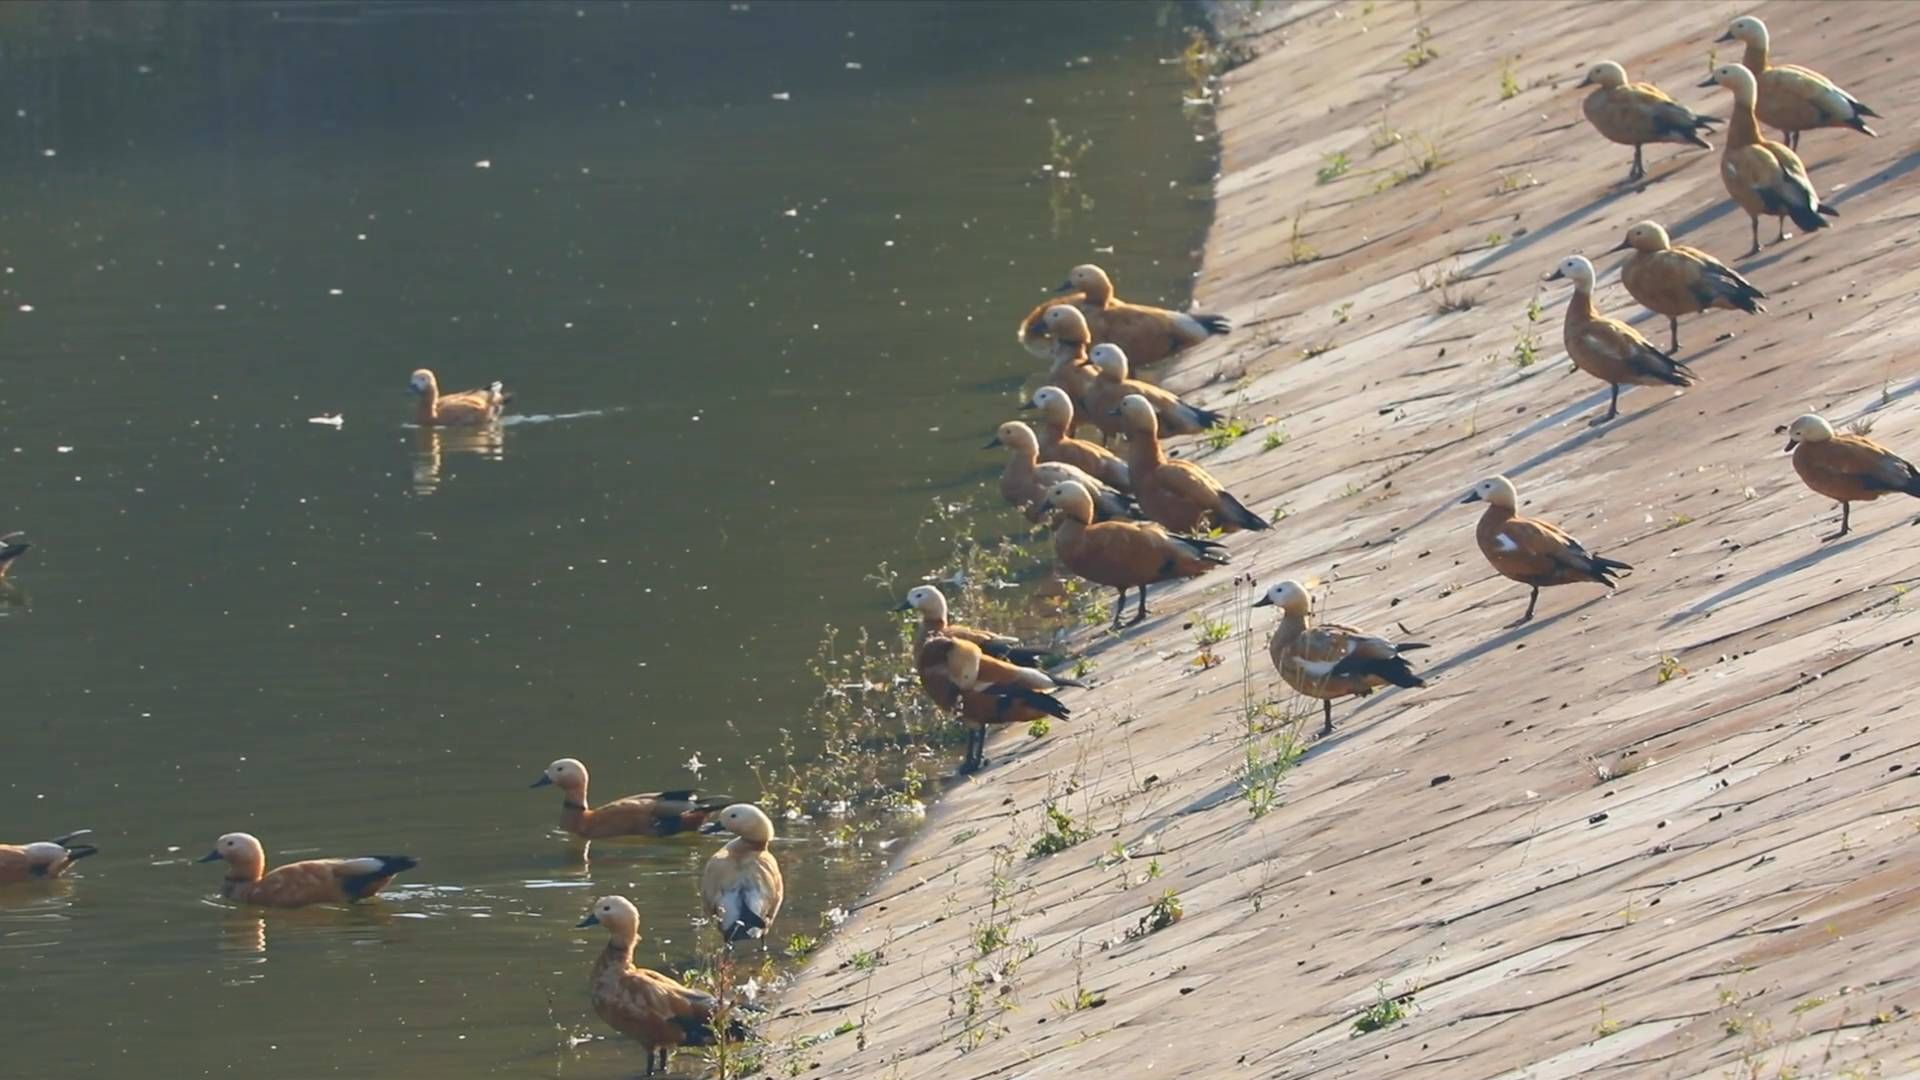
(1747, 215, 1762, 257)
(1128, 583, 1150, 627)
(1321, 699, 1335, 737)
(1519, 585, 1541, 624)
(1628, 145, 1645, 183)
(1776, 215, 1790, 244)
(1591, 384, 1621, 426)
(1823, 502, 1852, 543)
(1668, 317, 1680, 354)
(1110, 587, 1129, 630)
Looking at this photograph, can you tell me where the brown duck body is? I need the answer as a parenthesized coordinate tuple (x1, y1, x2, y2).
(1475, 503, 1630, 599)
(700, 835, 784, 942)
(1709, 65, 1836, 254)
(1735, 39, 1879, 143)
(220, 856, 416, 908)
(1020, 275, 1228, 366)
(1561, 282, 1696, 419)
(1791, 431, 1920, 540)
(1261, 598, 1426, 735)
(564, 793, 728, 840)
(1117, 402, 1268, 534)
(0, 833, 97, 884)
(1618, 238, 1764, 351)
(1583, 82, 1713, 156)
(1030, 392, 1131, 490)
(411, 369, 509, 427)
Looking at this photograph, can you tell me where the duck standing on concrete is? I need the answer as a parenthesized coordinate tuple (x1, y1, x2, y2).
(578, 895, 749, 1077)
(1718, 16, 1879, 149)
(917, 636, 1076, 773)
(700, 804, 783, 944)
(894, 584, 1050, 668)
(985, 422, 1136, 522)
(1578, 61, 1715, 182)
(1698, 63, 1837, 255)
(1025, 386, 1131, 490)
(1610, 221, 1765, 352)
(408, 368, 510, 426)
(1783, 414, 1920, 540)
(1035, 305, 1102, 420)
(530, 758, 732, 840)
(1085, 344, 1222, 438)
(1547, 255, 1697, 423)
(1115, 395, 1270, 533)
(1254, 580, 1426, 737)
(197, 832, 416, 908)
(1460, 476, 1632, 624)
(1045, 263, 1231, 367)
(0, 830, 97, 884)
(1040, 479, 1228, 629)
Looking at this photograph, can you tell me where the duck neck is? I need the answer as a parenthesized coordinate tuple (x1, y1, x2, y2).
(1051, 513, 1089, 547)
(1476, 502, 1516, 543)
(226, 854, 266, 885)
(1122, 429, 1167, 471)
(1740, 39, 1769, 75)
(601, 931, 637, 969)
(731, 835, 770, 854)
(1565, 284, 1597, 323)
(560, 783, 591, 827)
(412, 394, 438, 426)
(1040, 412, 1073, 443)
(1274, 609, 1309, 649)
(916, 612, 948, 648)
(1726, 90, 1762, 148)
(1082, 279, 1113, 306)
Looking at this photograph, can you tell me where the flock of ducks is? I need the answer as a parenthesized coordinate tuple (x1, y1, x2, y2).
(6, 13, 1918, 1076)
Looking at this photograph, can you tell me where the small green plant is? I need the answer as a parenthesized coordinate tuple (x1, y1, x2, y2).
(1499, 56, 1521, 99)
(1656, 655, 1686, 684)
(1667, 513, 1694, 529)
(1240, 730, 1305, 818)
(1525, 295, 1543, 323)
(1340, 481, 1364, 498)
(1287, 206, 1318, 265)
(1300, 341, 1335, 359)
(1317, 151, 1352, 184)
(1353, 982, 1416, 1034)
(785, 933, 819, 960)
(1027, 717, 1052, 738)
(1193, 616, 1232, 647)
(1054, 987, 1107, 1013)
(1485, 231, 1506, 246)
(1333, 301, 1354, 324)
(849, 949, 881, 971)
(1369, 110, 1402, 151)
(1261, 428, 1290, 452)
(1372, 131, 1448, 191)
(1130, 889, 1183, 937)
(1510, 327, 1540, 368)
(1027, 802, 1091, 858)
(1497, 169, 1536, 193)
(1203, 417, 1250, 451)
(1595, 1004, 1621, 1037)
(1401, 24, 1438, 70)
(972, 921, 1012, 957)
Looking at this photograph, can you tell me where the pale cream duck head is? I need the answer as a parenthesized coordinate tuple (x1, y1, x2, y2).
(1113, 393, 1160, 435)
(1059, 263, 1115, 302)
(1250, 579, 1312, 615)
(1578, 61, 1629, 89)
(531, 757, 588, 793)
(1716, 16, 1769, 50)
(1025, 385, 1077, 426)
(1089, 343, 1131, 381)
(1783, 413, 1836, 451)
(576, 894, 641, 935)
(197, 831, 267, 875)
(1610, 221, 1673, 255)
(1459, 475, 1520, 509)
(893, 584, 950, 622)
(408, 369, 440, 397)
(1040, 304, 1092, 345)
(1545, 254, 1598, 292)
(715, 804, 776, 845)
(1698, 63, 1760, 104)
(983, 420, 1041, 455)
(1039, 479, 1097, 525)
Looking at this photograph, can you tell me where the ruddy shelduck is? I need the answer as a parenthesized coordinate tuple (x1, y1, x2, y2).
(917, 636, 1078, 772)
(1039, 479, 1228, 629)
(1114, 395, 1270, 533)
(1460, 476, 1632, 624)
(894, 584, 1052, 669)
(0, 830, 97, 884)
(700, 805, 784, 944)
(1035, 305, 1101, 418)
(1546, 255, 1697, 423)
(1784, 414, 1920, 540)
(0, 532, 28, 580)
(531, 758, 733, 840)
(197, 832, 416, 908)
(1718, 16, 1879, 150)
(408, 368, 510, 426)
(1041, 264, 1230, 367)
(984, 421, 1136, 522)
(1609, 221, 1765, 352)
(1024, 386, 1131, 490)
(578, 895, 748, 1077)
(1697, 63, 1837, 255)
(1578, 61, 1715, 182)
(1253, 580, 1427, 736)
(1085, 344, 1222, 438)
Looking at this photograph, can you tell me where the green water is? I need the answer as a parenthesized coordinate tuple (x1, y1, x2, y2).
(0, 2, 1213, 1074)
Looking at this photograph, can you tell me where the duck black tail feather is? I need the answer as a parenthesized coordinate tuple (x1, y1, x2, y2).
(995, 686, 1070, 722)
(692, 794, 736, 812)
(1218, 492, 1271, 531)
(1590, 555, 1633, 586)
(0, 539, 28, 564)
(1194, 313, 1231, 335)
(723, 908, 769, 943)
(1334, 653, 1426, 689)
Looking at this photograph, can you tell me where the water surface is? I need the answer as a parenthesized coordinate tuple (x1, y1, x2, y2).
(0, 2, 1212, 1074)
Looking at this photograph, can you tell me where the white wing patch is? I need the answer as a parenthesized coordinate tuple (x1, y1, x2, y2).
(1492, 532, 1521, 553)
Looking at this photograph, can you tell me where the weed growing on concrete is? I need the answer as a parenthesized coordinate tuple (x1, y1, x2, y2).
(1499, 55, 1521, 99)
(1240, 730, 1306, 818)
(1203, 417, 1251, 451)
(1027, 803, 1092, 858)
(1287, 206, 1318, 265)
(1656, 655, 1687, 684)
(1318, 151, 1352, 184)
(1352, 982, 1416, 1034)
(1262, 427, 1291, 452)
(1401, 3, 1438, 70)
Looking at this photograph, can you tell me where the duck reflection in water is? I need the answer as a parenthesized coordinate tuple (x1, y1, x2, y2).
(410, 424, 505, 496)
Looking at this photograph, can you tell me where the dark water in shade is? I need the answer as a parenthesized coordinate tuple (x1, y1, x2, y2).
(0, 1, 1212, 1074)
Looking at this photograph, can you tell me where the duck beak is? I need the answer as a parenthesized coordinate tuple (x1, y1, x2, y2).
(64, 845, 99, 861)
(1459, 490, 1484, 505)
(1054, 280, 1073, 293)
(576, 913, 600, 928)
(1696, 76, 1718, 89)
(1018, 399, 1038, 412)
(1715, 30, 1735, 43)
(891, 599, 913, 612)
(983, 435, 1003, 449)
(1607, 238, 1632, 253)
(1024, 319, 1047, 338)
(196, 850, 223, 863)
(1107, 407, 1123, 416)
(1251, 595, 1273, 608)
(1577, 73, 1593, 88)
(1545, 268, 1565, 282)
(1784, 438, 1799, 452)
(530, 774, 554, 788)
(697, 819, 728, 835)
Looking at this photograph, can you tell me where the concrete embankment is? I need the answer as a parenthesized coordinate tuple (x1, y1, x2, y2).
(767, 2, 1920, 1076)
